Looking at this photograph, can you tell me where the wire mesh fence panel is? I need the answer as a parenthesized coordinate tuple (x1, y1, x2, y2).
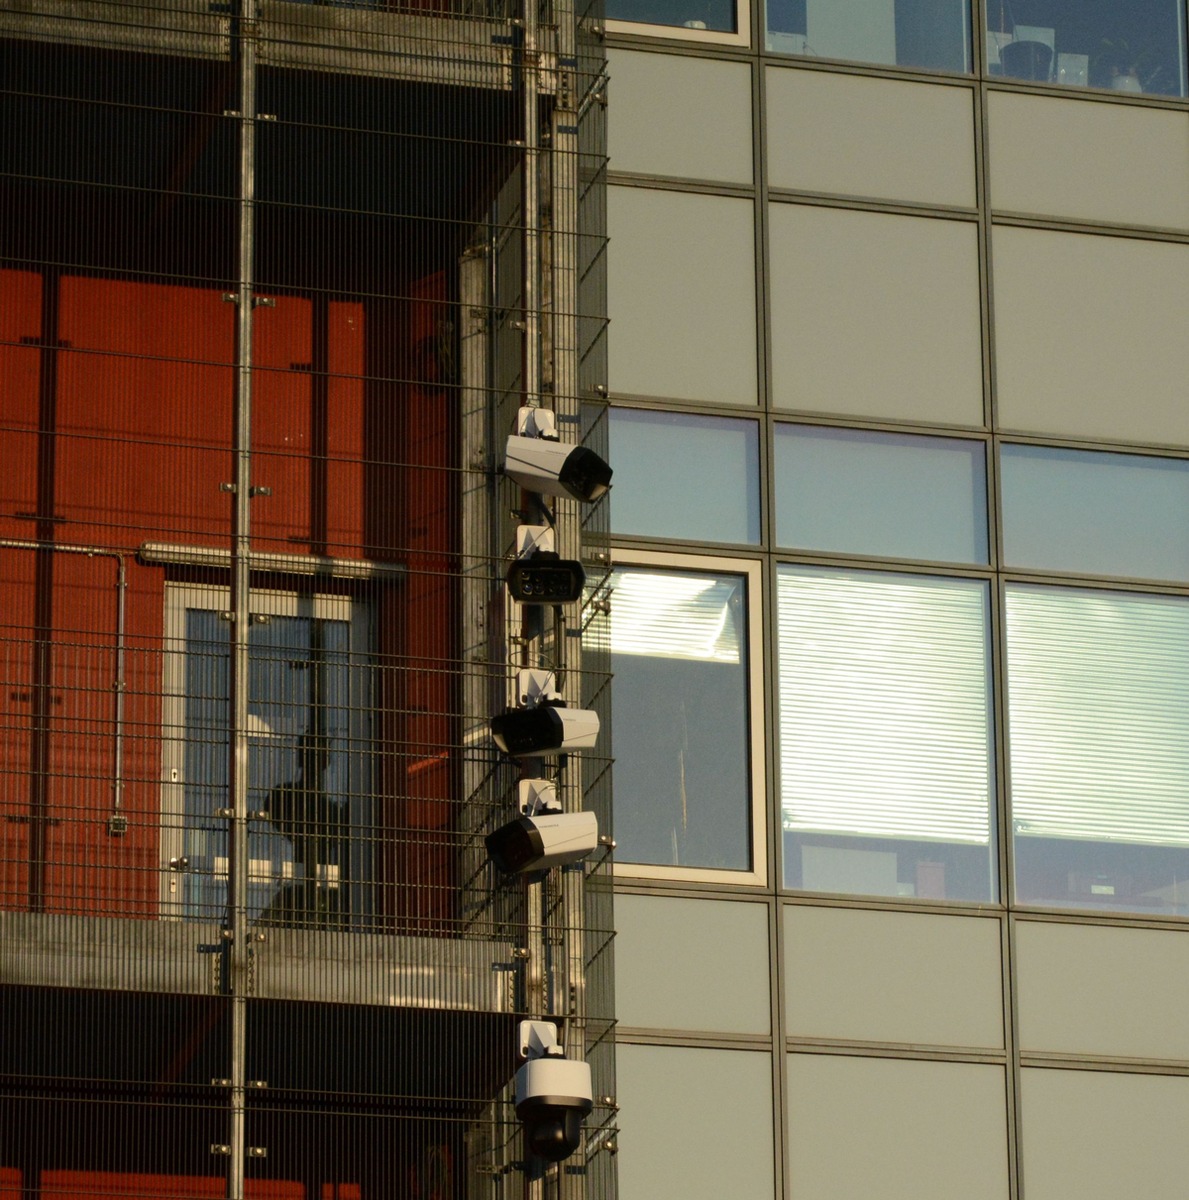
(1, 0, 611, 1194)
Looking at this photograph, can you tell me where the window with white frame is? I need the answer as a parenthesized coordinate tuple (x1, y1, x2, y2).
(161, 585, 375, 929)
(608, 551, 766, 884)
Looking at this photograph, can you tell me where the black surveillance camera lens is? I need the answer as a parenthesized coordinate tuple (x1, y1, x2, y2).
(486, 816, 545, 873)
(558, 447, 612, 503)
(491, 707, 564, 757)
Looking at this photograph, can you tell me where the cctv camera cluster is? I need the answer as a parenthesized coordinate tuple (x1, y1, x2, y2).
(502, 406, 610, 607)
(487, 408, 611, 880)
(488, 408, 612, 1167)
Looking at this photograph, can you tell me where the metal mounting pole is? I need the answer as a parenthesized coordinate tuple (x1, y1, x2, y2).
(521, 0, 541, 410)
(519, 5, 551, 1200)
(226, 0, 258, 1194)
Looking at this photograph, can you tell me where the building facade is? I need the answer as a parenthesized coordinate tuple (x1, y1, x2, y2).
(601, 2, 1189, 1199)
(9, 0, 1189, 1197)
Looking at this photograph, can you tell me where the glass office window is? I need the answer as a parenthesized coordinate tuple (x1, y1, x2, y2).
(610, 561, 757, 876)
(766, 0, 971, 73)
(1002, 444, 1189, 582)
(986, 0, 1185, 95)
(1006, 584, 1189, 915)
(608, 0, 743, 35)
(778, 566, 995, 901)
(610, 408, 760, 544)
(775, 424, 988, 563)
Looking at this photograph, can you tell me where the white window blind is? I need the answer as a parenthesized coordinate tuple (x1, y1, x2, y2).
(610, 568, 743, 663)
(778, 567, 993, 843)
(1005, 584, 1189, 846)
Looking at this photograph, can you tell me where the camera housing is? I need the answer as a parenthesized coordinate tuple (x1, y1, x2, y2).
(504, 435, 612, 503)
(486, 810, 599, 873)
(506, 552, 586, 605)
(490, 703, 600, 757)
(514, 1022, 594, 1164)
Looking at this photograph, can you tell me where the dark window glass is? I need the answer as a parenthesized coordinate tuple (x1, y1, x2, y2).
(609, 0, 739, 33)
(986, 0, 1185, 96)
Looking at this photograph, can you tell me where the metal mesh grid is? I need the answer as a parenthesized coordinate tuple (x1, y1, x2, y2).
(0, 0, 613, 1194)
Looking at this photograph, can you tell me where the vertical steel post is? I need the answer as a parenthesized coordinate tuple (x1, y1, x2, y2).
(521, 0, 541, 410)
(226, 0, 258, 1194)
(519, 6, 551, 1200)
(547, 6, 591, 1200)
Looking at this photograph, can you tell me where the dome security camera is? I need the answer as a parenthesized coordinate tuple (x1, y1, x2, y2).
(504, 435, 612, 503)
(515, 1021, 594, 1164)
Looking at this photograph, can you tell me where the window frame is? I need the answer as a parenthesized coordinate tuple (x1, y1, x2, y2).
(609, 547, 768, 887)
(607, 0, 752, 47)
(158, 583, 373, 920)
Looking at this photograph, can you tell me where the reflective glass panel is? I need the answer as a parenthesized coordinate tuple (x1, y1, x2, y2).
(986, 0, 1185, 96)
(1006, 584, 1189, 915)
(775, 424, 988, 562)
(610, 408, 760, 544)
(766, 0, 971, 72)
(1001, 444, 1189, 582)
(778, 566, 996, 901)
(608, 0, 738, 32)
(611, 565, 753, 871)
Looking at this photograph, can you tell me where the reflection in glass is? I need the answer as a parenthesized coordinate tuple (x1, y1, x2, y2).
(778, 566, 996, 901)
(1001, 444, 1189, 583)
(610, 408, 761, 544)
(766, 0, 971, 72)
(608, 0, 738, 32)
(1006, 584, 1189, 915)
(775, 424, 988, 563)
(986, 0, 1185, 96)
(611, 566, 752, 871)
(181, 609, 372, 929)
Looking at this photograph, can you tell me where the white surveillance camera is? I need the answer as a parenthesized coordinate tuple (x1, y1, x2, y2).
(504, 435, 612, 503)
(515, 1021, 593, 1164)
(486, 809, 598, 873)
(490, 704, 600, 757)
